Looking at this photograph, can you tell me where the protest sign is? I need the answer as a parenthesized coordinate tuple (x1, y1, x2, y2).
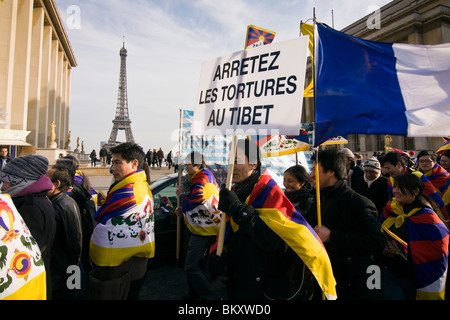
(193, 37, 309, 137)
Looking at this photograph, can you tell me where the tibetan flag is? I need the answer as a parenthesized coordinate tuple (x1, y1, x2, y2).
(424, 163, 449, 196)
(241, 173, 337, 299)
(385, 146, 415, 167)
(381, 198, 449, 299)
(436, 137, 450, 155)
(182, 168, 222, 236)
(314, 23, 450, 147)
(0, 195, 46, 300)
(90, 170, 155, 267)
(253, 125, 312, 158)
(245, 25, 276, 49)
(300, 22, 314, 98)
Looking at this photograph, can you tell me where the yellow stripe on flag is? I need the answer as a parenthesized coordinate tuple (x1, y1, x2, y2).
(301, 22, 314, 98)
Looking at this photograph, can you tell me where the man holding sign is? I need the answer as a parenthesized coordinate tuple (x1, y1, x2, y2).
(218, 139, 337, 300)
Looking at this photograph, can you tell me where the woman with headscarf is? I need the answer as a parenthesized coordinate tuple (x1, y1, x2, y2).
(0, 154, 56, 298)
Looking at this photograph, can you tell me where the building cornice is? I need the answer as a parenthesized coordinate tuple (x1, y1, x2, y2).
(341, 0, 450, 43)
(37, 0, 77, 67)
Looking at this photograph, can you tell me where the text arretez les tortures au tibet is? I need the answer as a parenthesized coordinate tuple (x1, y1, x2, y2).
(198, 50, 299, 127)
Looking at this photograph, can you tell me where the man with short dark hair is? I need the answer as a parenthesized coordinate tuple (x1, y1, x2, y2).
(308, 148, 386, 300)
(0, 146, 11, 171)
(87, 143, 155, 300)
(46, 166, 82, 299)
(218, 139, 337, 300)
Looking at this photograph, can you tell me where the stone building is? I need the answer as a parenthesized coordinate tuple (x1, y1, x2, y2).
(0, 0, 76, 156)
(303, 0, 450, 156)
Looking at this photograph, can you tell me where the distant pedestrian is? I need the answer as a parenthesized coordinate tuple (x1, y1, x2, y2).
(167, 150, 173, 169)
(99, 146, 108, 167)
(157, 148, 164, 167)
(145, 149, 152, 166)
(152, 149, 158, 167)
(90, 149, 97, 167)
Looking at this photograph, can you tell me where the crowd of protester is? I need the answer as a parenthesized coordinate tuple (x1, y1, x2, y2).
(0, 142, 448, 300)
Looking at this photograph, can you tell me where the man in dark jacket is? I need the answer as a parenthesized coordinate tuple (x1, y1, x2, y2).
(0, 146, 11, 170)
(0, 154, 56, 299)
(55, 157, 96, 276)
(352, 157, 389, 218)
(47, 165, 83, 299)
(308, 148, 386, 300)
(218, 139, 336, 300)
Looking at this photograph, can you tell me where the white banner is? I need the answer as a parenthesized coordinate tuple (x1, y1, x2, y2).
(193, 37, 309, 136)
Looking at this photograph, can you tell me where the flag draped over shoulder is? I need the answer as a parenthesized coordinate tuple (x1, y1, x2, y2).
(235, 173, 337, 300)
(381, 198, 449, 299)
(387, 168, 448, 221)
(245, 25, 276, 49)
(424, 163, 449, 197)
(437, 137, 450, 155)
(90, 170, 155, 267)
(0, 195, 46, 300)
(182, 169, 222, 236)
(314, 23, 450, 147)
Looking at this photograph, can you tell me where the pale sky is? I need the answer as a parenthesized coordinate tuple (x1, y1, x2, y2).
(55, 0, 392, 155)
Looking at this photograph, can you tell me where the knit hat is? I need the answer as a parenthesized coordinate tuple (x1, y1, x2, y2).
(363, 157, 381, 171)
(0, 154, 49, 184)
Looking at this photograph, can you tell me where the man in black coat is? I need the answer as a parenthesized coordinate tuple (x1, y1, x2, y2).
(47, 165, 83, 299)
(308, 148, 386, 300)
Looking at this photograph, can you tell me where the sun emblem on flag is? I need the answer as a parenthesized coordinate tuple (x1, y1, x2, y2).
(245, 25, 276, 48)
(10, 249, 32, 280)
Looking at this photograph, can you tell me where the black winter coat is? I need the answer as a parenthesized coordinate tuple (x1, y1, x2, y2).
(12, 191, 56, 298)
(49, 192, 83, 291)
(226, 213, 284, 300)
(305, 180, 386, 300)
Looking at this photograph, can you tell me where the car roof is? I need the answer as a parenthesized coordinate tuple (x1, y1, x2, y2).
(149, 172, 185, 191)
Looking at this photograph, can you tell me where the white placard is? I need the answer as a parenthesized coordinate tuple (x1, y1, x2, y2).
(193, 36, 309, 136)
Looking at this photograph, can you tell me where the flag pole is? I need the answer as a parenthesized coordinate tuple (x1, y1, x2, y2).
(176, 109, 183, 265)
(312, 8, 326, 300)
(312, 8, 322, 228)
(216, 135, 238, 256)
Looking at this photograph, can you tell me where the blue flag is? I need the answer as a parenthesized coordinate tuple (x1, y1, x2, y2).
(314, 23, 450, 146)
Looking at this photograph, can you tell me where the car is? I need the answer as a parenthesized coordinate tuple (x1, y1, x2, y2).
(150, 172, 189, 265)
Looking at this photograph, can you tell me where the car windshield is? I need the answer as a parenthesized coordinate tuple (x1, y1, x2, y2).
(150, 173, 182, 214)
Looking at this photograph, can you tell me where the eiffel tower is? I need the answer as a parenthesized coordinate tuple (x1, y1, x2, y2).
(106, 40, 135, 148)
